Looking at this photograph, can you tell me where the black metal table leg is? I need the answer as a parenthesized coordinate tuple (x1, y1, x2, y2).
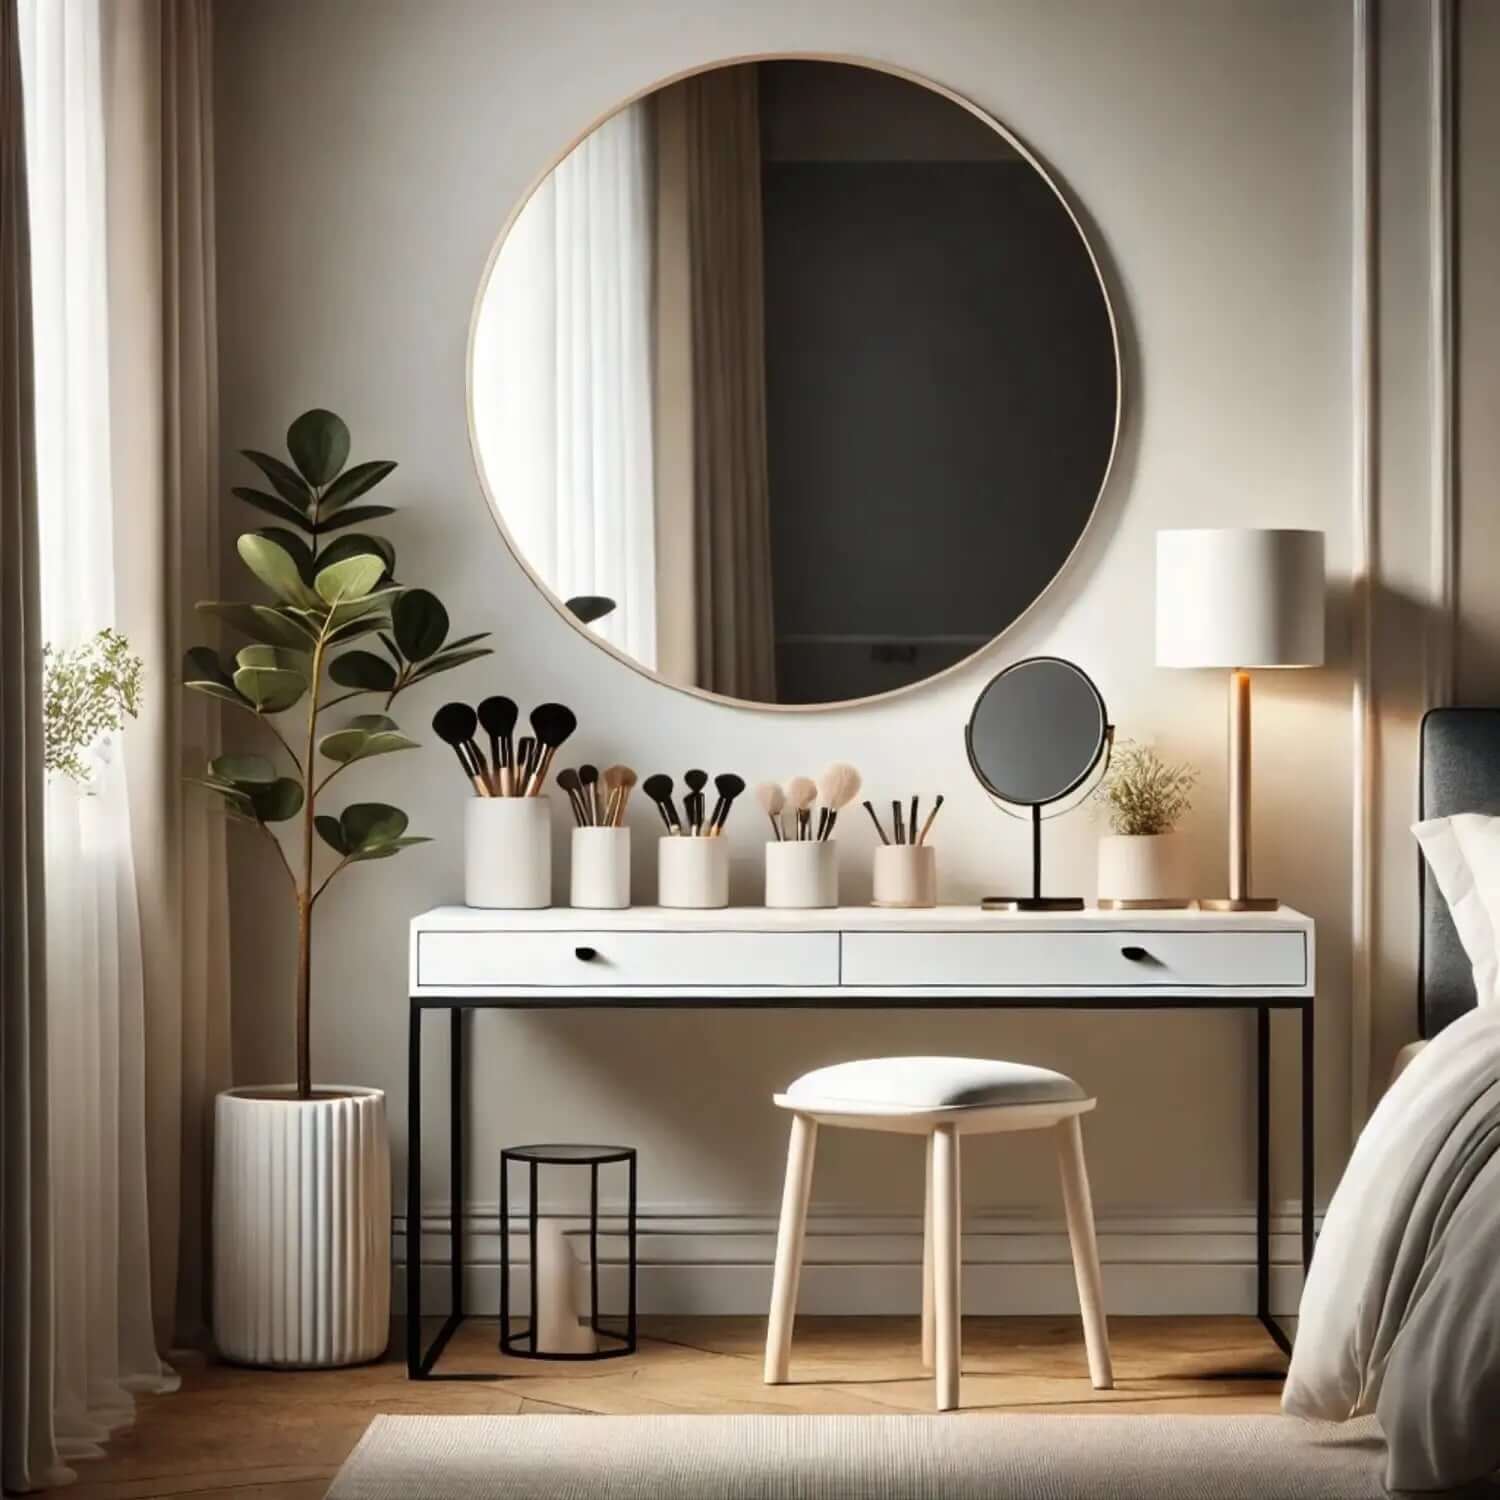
(406, 1005, 422, 1377)
(1301, 998, 1315, 1272)
(408, 1003, 495, 1379)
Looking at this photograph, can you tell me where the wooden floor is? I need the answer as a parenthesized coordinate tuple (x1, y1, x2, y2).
(66, 1315, 1286, 1500)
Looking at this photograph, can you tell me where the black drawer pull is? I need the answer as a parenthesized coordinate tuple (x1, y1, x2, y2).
(1120, 945, 1150, 961)
(575, 946, 598, 961)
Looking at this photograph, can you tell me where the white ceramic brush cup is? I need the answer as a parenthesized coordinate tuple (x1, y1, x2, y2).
(872, 844, 937, 908)
(570, 826, 631, 910)
(764, 840, 838, 909)
(657, 837, 729, 909)
(465, 797, 552, 909)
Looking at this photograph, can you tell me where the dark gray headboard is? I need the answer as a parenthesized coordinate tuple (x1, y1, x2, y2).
(1419, 707, 1500, 1036)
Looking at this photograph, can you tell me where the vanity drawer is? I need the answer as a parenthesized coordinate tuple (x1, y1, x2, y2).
(839, 929, 1307, 989)
(416, 929, 840, 990)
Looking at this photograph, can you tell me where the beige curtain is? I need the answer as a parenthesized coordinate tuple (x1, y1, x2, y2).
(1, 1, 64, 1487)
(104, 0, 230, 1350)
(680, 66, 777, 702)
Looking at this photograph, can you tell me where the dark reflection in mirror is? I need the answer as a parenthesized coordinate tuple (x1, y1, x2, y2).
(474, 60, 1117, 707)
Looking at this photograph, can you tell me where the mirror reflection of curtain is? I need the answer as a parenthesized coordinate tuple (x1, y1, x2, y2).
(655, 66, 777, 702)
(473, 102, 658, 668)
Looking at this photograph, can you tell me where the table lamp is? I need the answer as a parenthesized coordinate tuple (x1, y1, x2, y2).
(1155, 528, 1324, 911)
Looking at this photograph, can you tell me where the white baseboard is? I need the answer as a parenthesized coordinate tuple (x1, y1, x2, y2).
(392, 1201, 1314, 1318)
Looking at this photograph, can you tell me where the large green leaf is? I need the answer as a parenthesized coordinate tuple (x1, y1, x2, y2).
(316, 531, 394, 579)
(324, 585, 400, 630)
(319, 460, 396, 516)
(233, 664, 306, 713)
(318, 714, 418, 764)
(328, 649, 398, 692)
(324, 614, 390, 646)
(237, 533, 322, 610)
(317, 504, 396, 534)
(183, 645, 234, 689)
(232, 487, 310, 530)
(249, 777, 304, 823)
(315, 814, 349, 855)
(187, 775, 255, 818)
(235, 643, 312, 680)
(208, 753, 277, 786)
(407, 645, 493, 684)
(197, 602, 315, 649)
(348, 834, 431, 861)
(315, 553, 385, 605)
(241, 448, 312, 507)
(392, 589, 448, 662)
(255, 527, 316, 582)
(286, 409, 350, 486)
(339, 801, 408, 853)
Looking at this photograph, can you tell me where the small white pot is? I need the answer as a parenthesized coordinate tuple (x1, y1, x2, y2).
(764, 840, 838, 909)
(873, 844, 937, 908)
(465, 796, 552, 908)
(658, 836, 729, 909)
(213, 1085, 391, 1368)
(1096, 832, 1191, 906)
(571, 826, 631, 909)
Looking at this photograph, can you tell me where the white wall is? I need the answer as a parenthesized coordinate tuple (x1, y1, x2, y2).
(212, 0, 1456, 1313)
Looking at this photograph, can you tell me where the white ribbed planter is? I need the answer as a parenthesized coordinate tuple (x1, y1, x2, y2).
(213, 1085, 390, 1368)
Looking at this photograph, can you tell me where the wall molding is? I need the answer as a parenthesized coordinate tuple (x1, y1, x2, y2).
(1349, 0, 1376, 1132)
(392, 1203, 1317, 1319)
(1427, 0, 1456, 710)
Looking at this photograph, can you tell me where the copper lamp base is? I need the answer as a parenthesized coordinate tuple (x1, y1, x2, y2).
(1198, 896, 1280, 912)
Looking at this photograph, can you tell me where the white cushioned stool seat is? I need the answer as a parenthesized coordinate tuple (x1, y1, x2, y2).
(785, 1055, 1087, 1112)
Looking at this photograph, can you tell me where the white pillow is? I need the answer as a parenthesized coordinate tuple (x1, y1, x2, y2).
(1412, 813, 1500, 1008)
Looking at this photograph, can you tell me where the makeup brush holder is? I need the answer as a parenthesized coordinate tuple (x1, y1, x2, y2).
(657, 836, 729, 909)
(872, 844, 937, 908)
(764, 840, 838, 909)
(571, 826, 631, 910)
(465, 796, 552, 909)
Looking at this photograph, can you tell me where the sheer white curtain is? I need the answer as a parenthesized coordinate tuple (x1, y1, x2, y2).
(473, 101, 658, 667)
(20, 0, 176, 1471)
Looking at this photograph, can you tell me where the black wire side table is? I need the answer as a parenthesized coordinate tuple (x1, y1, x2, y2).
(500, 1143, 638, 1360)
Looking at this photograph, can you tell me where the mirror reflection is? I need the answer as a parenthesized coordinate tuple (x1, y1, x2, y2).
(473, 59, 1118, 707)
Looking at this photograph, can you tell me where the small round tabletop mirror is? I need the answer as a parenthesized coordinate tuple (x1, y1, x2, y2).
(965, 656, 1110, 911)
(470, 57, 1119, 709)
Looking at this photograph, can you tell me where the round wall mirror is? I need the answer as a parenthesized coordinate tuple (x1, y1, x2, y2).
(470, 57, 1120, 709)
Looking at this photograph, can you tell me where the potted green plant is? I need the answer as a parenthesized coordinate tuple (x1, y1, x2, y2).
(185, 409, 490, 1367)
(1091, 740, 1198, 908)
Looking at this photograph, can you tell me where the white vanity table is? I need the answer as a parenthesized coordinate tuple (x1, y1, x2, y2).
(406, 903, 1315, 1379)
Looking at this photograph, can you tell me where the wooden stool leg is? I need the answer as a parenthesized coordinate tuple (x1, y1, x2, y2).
(931, 1123, 961, 1410)
(1056, 1114, 1113, 1390)
(764, 1113, 818, 1384)
(921, 1132, 934, 1367)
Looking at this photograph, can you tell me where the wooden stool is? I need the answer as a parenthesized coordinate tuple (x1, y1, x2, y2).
(762, 1056, 1112, 1411)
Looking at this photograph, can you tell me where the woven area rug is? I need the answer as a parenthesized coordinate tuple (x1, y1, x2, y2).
(326, 1412, 1387, 1499)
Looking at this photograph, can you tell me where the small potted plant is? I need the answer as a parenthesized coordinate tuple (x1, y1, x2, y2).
(185, 409, 490, 1367)
(1092, 740, 1198, 908)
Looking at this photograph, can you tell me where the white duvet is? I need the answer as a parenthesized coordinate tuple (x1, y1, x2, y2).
(1284, 1007, 1500, 1494)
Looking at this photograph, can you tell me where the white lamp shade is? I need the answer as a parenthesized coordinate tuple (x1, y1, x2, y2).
(1156, 528, 1324, 669)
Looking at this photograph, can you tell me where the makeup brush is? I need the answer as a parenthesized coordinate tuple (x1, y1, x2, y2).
(516, 735, 535, 791)
(579, 764, 601, 825)
(602, 764, 636, 827)
(892, 799, 905, 846)
(684, 769, 709, 836)
(431, 702, 490, 797)
(707, 773, 745, 836)
(756, 782, 786, 841)
(815, 763, 861, 841)
(642, 773, 682, 835)
(477, 696, 518, 795)
(524, 702, 578, 796)
(785, 776, 817, 841)
(556, 767, 588, 827)
(910, 796, 919, 846)
(862, 800, 890, 845)
(916, 794, 945, 847)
